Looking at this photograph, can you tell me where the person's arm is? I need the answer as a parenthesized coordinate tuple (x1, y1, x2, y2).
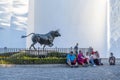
(82, 54, 86, 58)
(66, 56, 72, 66)
(66, 55, 70, 61)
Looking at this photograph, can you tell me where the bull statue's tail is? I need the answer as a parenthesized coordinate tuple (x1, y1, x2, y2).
(21, 33, 35, 38)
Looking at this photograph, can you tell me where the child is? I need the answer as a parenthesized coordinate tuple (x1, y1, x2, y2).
(109, 52, 116, 65)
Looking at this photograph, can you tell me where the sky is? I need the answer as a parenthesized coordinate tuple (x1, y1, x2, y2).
(0, 0, 28, 31)
(0, 0, 28, 48)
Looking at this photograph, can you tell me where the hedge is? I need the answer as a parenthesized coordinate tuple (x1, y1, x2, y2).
(0, 52, 67, 64)
(0, 58, 66, 64)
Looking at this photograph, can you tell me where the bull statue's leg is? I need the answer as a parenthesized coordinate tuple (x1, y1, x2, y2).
(43, 45, 46, 50)
(48, 39, 53, 44)
(33, 45, 36, 50)
(29, 42, 37, 50)
(29, 45, 32, 50)
(49, 44, 53, 47)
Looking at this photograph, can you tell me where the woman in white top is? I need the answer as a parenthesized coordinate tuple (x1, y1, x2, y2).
(92, 51, 101, 65)
(86, 52, 96, 66)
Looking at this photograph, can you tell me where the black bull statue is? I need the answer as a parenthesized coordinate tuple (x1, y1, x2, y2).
(21, 30, 61, 50)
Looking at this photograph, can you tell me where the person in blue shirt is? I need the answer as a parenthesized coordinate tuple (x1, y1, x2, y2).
(66, 51, 78, 67)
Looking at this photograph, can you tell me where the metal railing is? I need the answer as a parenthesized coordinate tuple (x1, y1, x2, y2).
(0, 48, 89, 55)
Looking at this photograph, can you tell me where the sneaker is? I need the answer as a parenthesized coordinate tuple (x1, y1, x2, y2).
(93, 64, 96, 67)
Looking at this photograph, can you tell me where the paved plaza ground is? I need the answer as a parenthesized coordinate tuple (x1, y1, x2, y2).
(0, 59, 120, 80)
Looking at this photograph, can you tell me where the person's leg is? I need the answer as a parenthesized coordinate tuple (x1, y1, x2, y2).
(67, 60, 72, 66)
(71, 60, 78, 67)
(78, 60, 84, 65)
(80, 59, 87, 66)
(98, 58, 100, 64)
(109, 59, 113, 65)
(94, 59, 99, 65)
(71, 60, 76, 65)
(84, 58, 88, 64)
(89, 58, 96, 66)
(96, 59, 100, 65)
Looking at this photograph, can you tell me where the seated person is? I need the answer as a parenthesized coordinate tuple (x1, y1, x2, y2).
(77, 50, 88, 66)
(95, 51, 103, 65)
(66, 51, 78, 67)
(90, 50, 103, 65)
(109, 52, 116, 65)
(86, 52, 96, 66)
(92, 51, 101, 65)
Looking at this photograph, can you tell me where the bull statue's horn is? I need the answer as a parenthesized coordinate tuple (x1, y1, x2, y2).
(21, 36, 26, 38)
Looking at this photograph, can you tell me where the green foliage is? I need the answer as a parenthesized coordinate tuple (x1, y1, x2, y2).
(9, 52, 37, 59)
(0, 58, 11, 64)
(0, 52, 66, 64)
(0, 58, 66, 64)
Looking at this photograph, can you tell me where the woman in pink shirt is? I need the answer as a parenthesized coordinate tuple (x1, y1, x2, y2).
(77, 50, 87, 66)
